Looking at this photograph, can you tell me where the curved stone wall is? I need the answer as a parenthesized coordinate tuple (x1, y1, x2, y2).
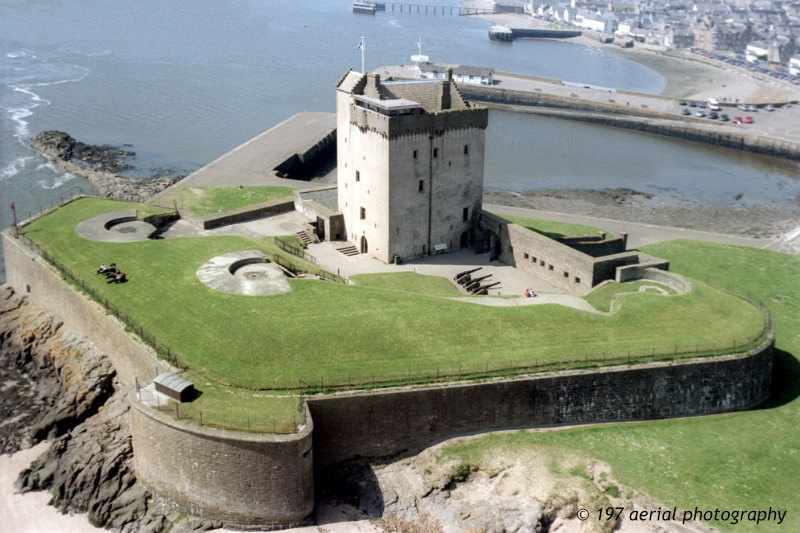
(130, 395, 314, 530)
(308, 339, 773, 468)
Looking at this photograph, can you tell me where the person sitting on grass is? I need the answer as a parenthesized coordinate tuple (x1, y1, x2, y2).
(96, 263, 108, 274)
(104, 263, 119, 278)
(107, 271, 127, 284)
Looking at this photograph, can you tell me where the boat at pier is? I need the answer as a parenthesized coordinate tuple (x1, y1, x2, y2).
(353, 1, 377, 14)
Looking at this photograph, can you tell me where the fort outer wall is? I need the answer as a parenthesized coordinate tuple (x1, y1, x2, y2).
(1, 228, 316, 530)
(1, 225, 774, 525)
(130, 397, 314, 530)
(307, 343, 773, 469)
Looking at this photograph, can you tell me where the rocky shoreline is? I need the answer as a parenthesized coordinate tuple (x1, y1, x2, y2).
(484, 187, 800, 240)
(29, 131, 181, 203)
(0, 286, 218, 533)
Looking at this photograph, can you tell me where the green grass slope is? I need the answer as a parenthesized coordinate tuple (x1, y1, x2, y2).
(438, 240, 800, 532)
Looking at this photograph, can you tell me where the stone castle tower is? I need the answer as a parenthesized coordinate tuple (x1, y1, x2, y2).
(336, 69, 488, 262)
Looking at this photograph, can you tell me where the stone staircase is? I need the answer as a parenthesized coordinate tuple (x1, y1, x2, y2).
(336, 244, 359, 257)
(296, 230, 313, 248)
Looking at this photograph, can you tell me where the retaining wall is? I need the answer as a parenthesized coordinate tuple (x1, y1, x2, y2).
(308, 342, 772, 468)
(130, 397, 314, 530)
(1, 230, 168, 386)
(182, 198, 295, 230)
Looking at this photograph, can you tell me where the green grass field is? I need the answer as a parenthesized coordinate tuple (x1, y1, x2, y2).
(437, 241, 800, 532)
(20, 198, 771, 435)
(501, 214, 607, 239)
(152, 185, 294, 215)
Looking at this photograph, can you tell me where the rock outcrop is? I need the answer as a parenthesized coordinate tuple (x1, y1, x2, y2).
(29, 131, 180, 202)
(0, 286, 217, 532)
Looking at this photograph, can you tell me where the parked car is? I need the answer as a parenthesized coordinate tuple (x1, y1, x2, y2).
(732, 116, 742, 124)
(708, 111, 719, 119)
(766, 104, 776, 111)
(747, 104, 758, 112)
(744, 115, 754, 123)
(681, 108, 691, 115)
(737, 104, 749, 110)
(696, 110, 706, 117)
(698, 102, 707, 108)
(679, 100, 688, 106)
(689, 101, 698, 107)
(720, 113, 730, 121)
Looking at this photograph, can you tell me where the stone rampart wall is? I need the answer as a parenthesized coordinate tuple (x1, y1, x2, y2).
(182, 199, 295, 230)
(1, 231, 168, 386)
(308, 342, 772, 468)
(130, 396, 314, 530)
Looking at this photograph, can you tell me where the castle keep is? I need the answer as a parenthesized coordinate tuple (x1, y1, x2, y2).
(336, 70, 488, 262)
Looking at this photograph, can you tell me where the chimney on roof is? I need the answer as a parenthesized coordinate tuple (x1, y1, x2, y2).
(365, 72, 381, 98)
(439, 79, 451, 110)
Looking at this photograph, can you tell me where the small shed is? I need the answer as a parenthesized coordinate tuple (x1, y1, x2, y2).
(154, 373, 195, 402)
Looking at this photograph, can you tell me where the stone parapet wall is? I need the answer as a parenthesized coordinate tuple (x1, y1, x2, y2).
(182, 199, 295, 230)
(308, 341, 772, 468)
(130, 395, 314, 530)
(1, 230, 168, 386)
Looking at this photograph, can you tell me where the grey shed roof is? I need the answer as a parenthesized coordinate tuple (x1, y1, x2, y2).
(154, 373, 194, 394)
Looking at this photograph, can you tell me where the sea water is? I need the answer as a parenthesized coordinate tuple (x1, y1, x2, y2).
(1, 0, 798, 282)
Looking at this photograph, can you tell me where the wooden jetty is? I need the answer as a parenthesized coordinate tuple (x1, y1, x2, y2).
(356, 2, 494, 16)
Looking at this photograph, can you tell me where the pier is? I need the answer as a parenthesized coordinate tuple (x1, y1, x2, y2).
(355, 2, 494, 16)
(489, 26, 583, 41)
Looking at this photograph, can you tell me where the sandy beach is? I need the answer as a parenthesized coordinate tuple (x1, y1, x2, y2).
(0, 443, 105, 533)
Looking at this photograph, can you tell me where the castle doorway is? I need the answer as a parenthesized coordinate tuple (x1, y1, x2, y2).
(360, 236, 368, 254)
(460, 231, 468, 248)
(316, 216, 325, 241)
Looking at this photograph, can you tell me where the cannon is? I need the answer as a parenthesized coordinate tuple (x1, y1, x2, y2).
(454, 267, 482, 284)
(464, 274, 492, 291)
(471, 281, 501, 295)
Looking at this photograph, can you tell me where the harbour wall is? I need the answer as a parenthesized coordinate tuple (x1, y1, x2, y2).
(459, 85, 800, 161)
(1, 226, 774, 527)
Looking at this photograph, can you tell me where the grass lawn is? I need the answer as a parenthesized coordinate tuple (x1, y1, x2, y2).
(585, 280, 678, 313)
(437, 241, 800, 532)
(20, 199, 771, 434)
(500, 214, 607, 239)
(152, 186, 294, 215)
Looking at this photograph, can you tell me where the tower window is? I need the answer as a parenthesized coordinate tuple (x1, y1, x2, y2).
(462, 207, 469, 221)
(355, 170, 360, 182)
(413, 149, 418, 159)
(433, 148, 438, 158)
(360, 207, 366, 220)
(464, 144, 469, 155)
(419, 180, 424, 192)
